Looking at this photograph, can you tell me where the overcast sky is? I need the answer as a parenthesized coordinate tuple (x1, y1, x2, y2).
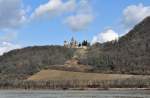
(0, 0, 150, 55)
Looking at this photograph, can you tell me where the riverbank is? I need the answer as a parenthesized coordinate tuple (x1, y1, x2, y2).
(0, 87, 150, 91)
(0, 77, 150, 90)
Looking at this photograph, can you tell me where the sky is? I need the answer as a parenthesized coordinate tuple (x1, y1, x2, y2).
(0, 0, 150, 55)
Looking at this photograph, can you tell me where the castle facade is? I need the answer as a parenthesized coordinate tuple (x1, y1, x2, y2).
(64, 37, 89, 49)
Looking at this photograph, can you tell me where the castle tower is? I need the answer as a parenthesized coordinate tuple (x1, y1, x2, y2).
(70, 37, 78, 48)
(64, 40, 68, 48)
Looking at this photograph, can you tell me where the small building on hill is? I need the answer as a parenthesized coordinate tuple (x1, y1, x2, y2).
(64, 37, 89, 49)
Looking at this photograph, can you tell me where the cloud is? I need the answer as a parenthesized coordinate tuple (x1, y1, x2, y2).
(0, 0, 28, 55)
(64, 0, 94, 32)
(64, 14, 93, 32)
(0, 0, 27, 30)
(31, 0, 76, 19)
(123, 3, 150, 29)
(91, 29, 119, 44)
(0, 42, 21, 55)
(0, 31, 17, 42)
(31, 0, 94, 32)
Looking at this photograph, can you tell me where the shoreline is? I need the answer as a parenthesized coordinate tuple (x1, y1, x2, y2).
(0, 88, 149, 91)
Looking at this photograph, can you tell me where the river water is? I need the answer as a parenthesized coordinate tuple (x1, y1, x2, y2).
(0, 90, 149, 98)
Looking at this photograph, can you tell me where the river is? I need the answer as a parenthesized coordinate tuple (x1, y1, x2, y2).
(0, 90, 149, 98)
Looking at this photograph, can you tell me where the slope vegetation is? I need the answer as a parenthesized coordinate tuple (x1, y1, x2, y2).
(28, 69, 133, 81)
(0, 46, 75, 79)
(79, 16, 150, 74)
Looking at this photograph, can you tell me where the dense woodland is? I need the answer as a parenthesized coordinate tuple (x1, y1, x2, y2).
(0, 16, 150, 81)
(0, 46, 75, 80)
(79, 16, 150, 74)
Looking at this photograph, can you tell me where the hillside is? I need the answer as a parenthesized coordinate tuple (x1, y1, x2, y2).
(28, 69, 133, 81)
(27, 69, 150, 89)
(0, 46, 75, 80)
(80, 16, 150, 74)
(0, 16, 150, 81)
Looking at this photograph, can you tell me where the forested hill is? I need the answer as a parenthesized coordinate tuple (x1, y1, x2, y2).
(80, 16, 150, 74)
(0, 46, 75, 80)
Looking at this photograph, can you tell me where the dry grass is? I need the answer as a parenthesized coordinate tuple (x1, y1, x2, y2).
(28, 69, 134, 81)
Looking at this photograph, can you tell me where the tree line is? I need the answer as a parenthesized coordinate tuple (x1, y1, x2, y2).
(0, 78, 149, 89)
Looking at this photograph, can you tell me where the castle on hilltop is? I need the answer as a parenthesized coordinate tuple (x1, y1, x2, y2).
(64, 37, 89, 49)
